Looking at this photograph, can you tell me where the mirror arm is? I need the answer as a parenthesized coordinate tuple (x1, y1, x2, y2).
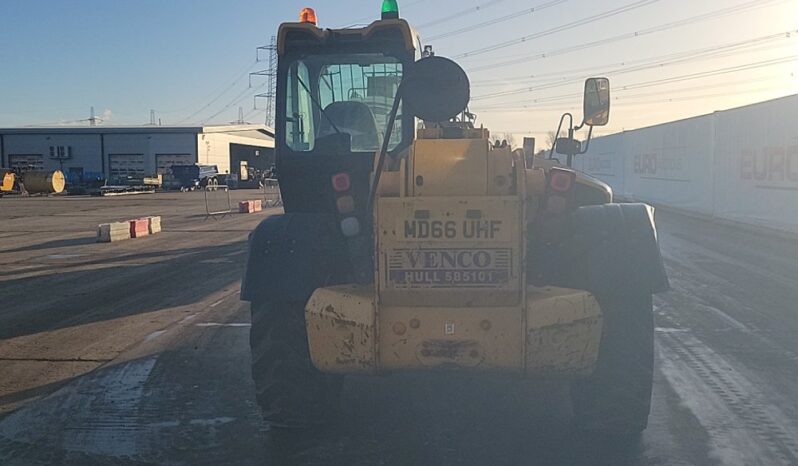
(367, 84, 404, 215)
(548, 112, 573, 160)
(579, 125, 594, 155)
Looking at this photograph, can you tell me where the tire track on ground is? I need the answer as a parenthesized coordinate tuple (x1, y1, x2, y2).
(657, 328, 798, 465)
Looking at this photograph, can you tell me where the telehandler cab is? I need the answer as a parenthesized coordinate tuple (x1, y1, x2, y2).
(242, 1, 669, 439)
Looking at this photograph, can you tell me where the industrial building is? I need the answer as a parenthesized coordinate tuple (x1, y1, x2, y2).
(0, 124, 274, 184)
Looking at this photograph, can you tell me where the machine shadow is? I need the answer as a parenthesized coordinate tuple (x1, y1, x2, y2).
(0, 236, 98, 253)
(267, 372, 647, 466)
(0, 240, 248, 340)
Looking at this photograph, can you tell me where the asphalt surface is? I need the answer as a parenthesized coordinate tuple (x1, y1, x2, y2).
(1, 195, 797, 465)
(0, 191, 270, 465)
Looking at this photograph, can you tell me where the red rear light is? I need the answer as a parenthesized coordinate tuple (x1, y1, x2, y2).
(331, 173, 351, 192)
(549, 168, 575, 193)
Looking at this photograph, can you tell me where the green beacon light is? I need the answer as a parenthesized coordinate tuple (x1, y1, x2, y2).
(381, 0, 399, 19)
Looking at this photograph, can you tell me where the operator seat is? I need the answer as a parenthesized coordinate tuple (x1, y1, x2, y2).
(317, 101, 379, 152)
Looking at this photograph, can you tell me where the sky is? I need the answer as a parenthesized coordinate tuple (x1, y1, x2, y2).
(0, 0, 796, 143)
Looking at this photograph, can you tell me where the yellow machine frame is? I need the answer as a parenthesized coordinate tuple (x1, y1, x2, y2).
(305, 127, 603, 377)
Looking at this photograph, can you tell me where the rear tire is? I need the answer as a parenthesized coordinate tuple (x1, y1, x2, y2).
(571, 292, 654, 436)
(249, 299, 341, 432)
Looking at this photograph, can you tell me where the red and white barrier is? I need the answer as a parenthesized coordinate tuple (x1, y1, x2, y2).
(129, 218, 149, 238)
(97, 216, 162, 243)
(239, 200, 263, 214)
(239, 200, 253, 213)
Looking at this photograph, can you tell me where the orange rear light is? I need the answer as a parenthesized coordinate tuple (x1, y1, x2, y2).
(299, 7, 317, 25)
(336, 195, 355, 214)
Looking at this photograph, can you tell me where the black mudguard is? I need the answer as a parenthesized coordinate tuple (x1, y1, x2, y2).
(535, 203, 670, 295)
(240, 213, 352, 303)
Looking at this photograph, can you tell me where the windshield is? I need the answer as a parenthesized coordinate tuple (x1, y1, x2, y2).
(285, 53, 403, 153)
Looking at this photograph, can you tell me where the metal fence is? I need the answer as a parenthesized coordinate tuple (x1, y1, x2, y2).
(262, 178, 282, 208)
(204, 185, 232, 218)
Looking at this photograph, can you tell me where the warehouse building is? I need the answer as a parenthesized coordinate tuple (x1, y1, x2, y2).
(0, 124, 274, 184)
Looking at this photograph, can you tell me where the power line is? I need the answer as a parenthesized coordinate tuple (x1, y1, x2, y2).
(242, 107, 265, 122)
(454, 0, 660, 59)
(618, 76, 784, 102)
(426, 0, 567, 41)
(192, 37, 278, 126)
(465, 0, 787, 72)
(618, 55, 798, 91)
(480, 84, 793, 136)
(471, 31, 795, 87)
(471, 55, 798, 110)
(611, 85, 791, 107)
(481, 85, 793, 141)
(416, 0, 508, 31)
(475, 75, 787, 111)
(200, 87, 258, 124)
(201, 78, 271, 124)
(173, 60, 257, 124)
(469, 31, 795, 101)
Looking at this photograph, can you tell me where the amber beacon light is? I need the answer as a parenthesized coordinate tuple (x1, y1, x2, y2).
(299, 7, 317, 25)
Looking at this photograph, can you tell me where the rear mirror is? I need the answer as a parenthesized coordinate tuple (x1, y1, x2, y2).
(402, 56, 470, 122)
(555, 137, 581, 155)
(583, 77, 610, 127)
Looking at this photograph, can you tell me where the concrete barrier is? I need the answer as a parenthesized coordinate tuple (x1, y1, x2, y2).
(97, 222, 131, 243)
(239, 200, 255, 214)
(148, 216, 162, 234)
(97, 216, 161, 243)
(238, 200, 263, 214)
(129, 219, 149, 238)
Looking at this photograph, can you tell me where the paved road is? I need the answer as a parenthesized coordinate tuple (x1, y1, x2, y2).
(1, 198, 797, 465)
(0, 193, 269, 465)
(287, 211, 798, 466)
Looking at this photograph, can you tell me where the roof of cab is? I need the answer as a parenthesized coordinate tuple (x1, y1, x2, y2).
(277, 18, 419, 54)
